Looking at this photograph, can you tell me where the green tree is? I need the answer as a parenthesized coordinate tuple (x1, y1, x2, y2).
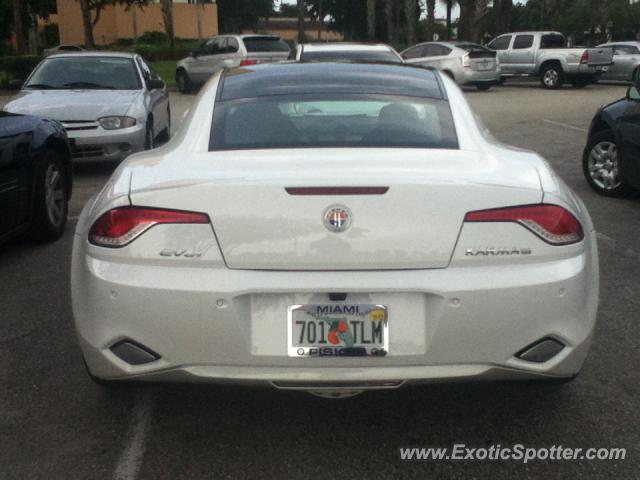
(216, 0, 273, 33)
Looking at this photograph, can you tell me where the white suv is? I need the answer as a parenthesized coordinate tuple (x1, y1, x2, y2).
(175, 34, 290, 93)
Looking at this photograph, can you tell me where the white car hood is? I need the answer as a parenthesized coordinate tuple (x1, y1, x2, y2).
(3, 89, 141, 121)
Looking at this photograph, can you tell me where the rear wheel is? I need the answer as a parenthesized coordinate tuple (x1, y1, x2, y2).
(27, 149, 68, 242)
(633, 67, 640, 84)
(476, 84, 492, 91)
(540, 63, 564, 89)
(176, 69, 192, 94)
(583, 130, 635, 197)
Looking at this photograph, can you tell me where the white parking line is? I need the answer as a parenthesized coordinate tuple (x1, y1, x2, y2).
(542, 119, 588, 133)
(114, 390, 155, 480)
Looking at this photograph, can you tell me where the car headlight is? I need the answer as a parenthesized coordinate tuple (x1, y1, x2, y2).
(98, 116, 137, 130)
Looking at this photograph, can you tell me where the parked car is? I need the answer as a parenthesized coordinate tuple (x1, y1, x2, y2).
(175, 34, 290, 93)
(487, 31, 613, 89)
(292, 42, 403, 63)
(3, 52, 170, 163)
(583, 80, 640, 197)
(43, 44, 85, 56)
(73, 62, 598, 397)
(400, 41, 500, 90)
(596, 41, 640, 83)
(0, 112, 72, 245)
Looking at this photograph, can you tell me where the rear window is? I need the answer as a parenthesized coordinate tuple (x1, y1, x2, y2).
(210, 95, 458, 151)
(457, 44, 491, 53)
(242, 37, 290, 53)
(301, 50, 402, 63)
(540, 34, 566, 49)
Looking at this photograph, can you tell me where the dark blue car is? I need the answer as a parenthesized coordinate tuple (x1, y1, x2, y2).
(0, 112, 72, 244)
(583, 82, 640, 196)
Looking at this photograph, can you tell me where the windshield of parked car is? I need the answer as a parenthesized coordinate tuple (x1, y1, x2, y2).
(24, 57, 141, 90)
(301, 50, 402, 63)
(210, 94, 458, 151)
(243, 37, 290, 52)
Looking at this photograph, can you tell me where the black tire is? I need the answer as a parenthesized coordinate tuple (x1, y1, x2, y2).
(540, 63, 564, 89)
(157, 105, 171, 145)
(633, 67, 640, 84)
(571, 77, 590, 88)
(176, 69, 192, 94)
(583, 130, 635, 197)
(27, 149, 68, 242)
(144, 120, 154, 150)
(498, 77, 506, 85)
(476, 84, 491, 91)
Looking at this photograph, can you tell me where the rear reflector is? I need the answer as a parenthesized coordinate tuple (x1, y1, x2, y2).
(286, 186, 389, 195)
(89, 207, 209, 248)
(240, 59, 258, 66)
(465, 204, 583, 245)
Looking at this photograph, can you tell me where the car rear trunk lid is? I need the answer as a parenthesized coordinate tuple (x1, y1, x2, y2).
(129, 149, 542, 271)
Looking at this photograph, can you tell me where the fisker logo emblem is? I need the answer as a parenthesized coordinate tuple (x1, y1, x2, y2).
(323, 205, 352, 233)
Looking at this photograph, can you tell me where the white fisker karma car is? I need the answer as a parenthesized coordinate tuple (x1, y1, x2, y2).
(72, 62, 599, 398)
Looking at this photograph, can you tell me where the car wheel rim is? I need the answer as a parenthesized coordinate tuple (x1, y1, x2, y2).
(588, 141, 621, 190)
(544, 70, 558, 87)
(45, 163, 65, 227)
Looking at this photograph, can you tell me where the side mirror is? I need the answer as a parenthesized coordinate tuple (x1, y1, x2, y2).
(627, 85, 640, 101)
(146, 79, 165, 90)
(8, 79, 23, 90)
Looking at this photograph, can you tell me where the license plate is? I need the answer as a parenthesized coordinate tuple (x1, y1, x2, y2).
(288, 304, 388, 357)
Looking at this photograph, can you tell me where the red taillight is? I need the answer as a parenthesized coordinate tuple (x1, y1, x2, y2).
(240, 59, 258, 66)
(580, 50, 589, 64)
(89, 207, 209, 248)
(464, 204, 583, 245)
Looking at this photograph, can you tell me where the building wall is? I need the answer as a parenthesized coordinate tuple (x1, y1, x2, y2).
(56, 0, 218, 45)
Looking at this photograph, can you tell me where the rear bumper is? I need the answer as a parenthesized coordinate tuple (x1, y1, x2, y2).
(458, 68, 502, 85)
(72, 229, 599, 388)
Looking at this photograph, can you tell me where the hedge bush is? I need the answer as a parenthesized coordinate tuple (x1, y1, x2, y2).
(1, 55, 43, 84)
(133, 42, 198, 62)
(137, 31, 169, 45)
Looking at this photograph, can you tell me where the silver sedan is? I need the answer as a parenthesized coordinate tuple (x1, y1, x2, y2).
(3, 52, 170, 162)
(597, 42, 640, 83)
(400, 41, 501, 91)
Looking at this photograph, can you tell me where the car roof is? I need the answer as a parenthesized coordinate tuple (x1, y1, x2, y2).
(498, 31, 562, 36)
(237, 34, 282, 39)
(219, 62, 443, 101)
(301, 43, 394, 52)
(45, 51, 137, 59)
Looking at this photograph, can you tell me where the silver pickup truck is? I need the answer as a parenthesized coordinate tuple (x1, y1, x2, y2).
(487, 31, 613, 89)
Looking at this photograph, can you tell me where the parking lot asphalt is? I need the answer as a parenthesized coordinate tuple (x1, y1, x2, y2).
(1, 83, 639, 480)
